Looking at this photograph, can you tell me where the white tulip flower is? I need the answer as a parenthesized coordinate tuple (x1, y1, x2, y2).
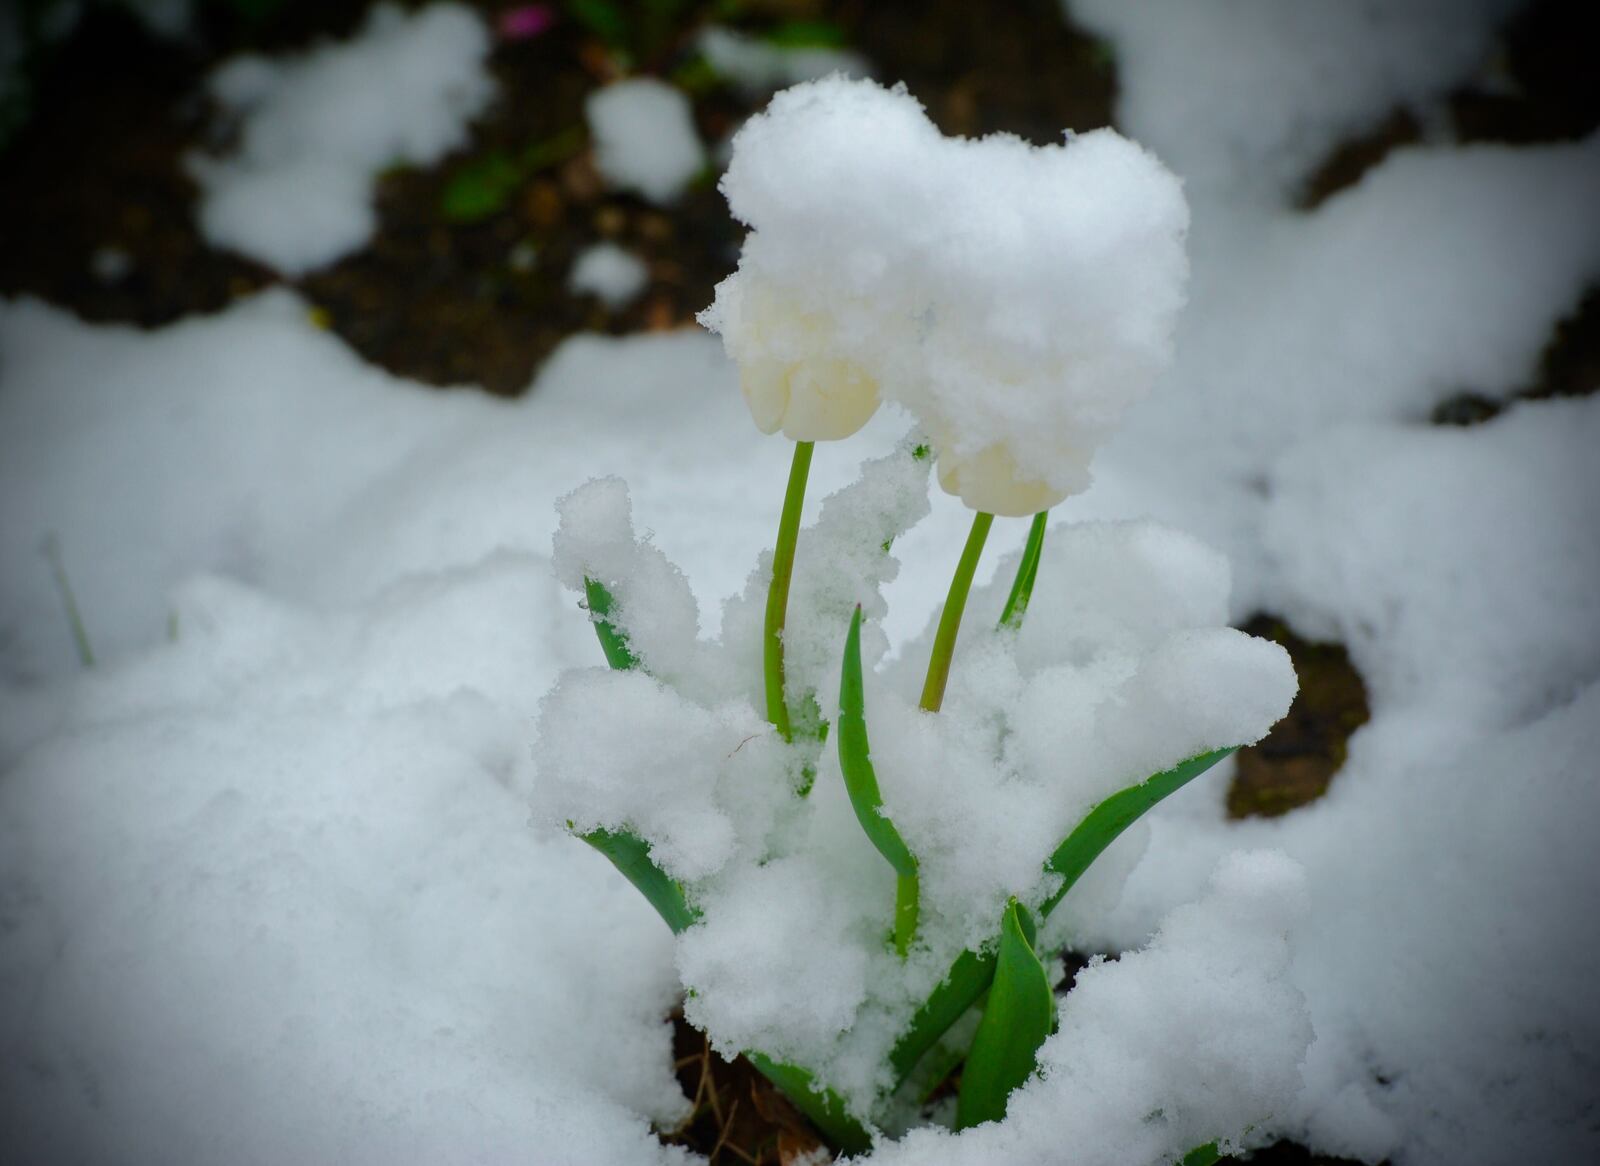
(935, 441, 1080, 517)
(701, 75, 1189, 499)
(704, 281, 882, 442)
(739, 355, 880, 441)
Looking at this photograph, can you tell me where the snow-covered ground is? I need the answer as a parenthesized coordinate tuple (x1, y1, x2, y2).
(2, 2, 1597, 1164)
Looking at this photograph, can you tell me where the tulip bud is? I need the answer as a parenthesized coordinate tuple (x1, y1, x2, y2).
(740, 356, 881, 442)
(934, 441, 1075, 517)
(703, 279, 883, 442)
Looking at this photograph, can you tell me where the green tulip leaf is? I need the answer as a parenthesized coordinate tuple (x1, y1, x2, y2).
(583, 577, 638, 672)
(838, 607, 918, 878)
(955, 900, 1055, 1129)
(891, 748, 1238, 1084)
(840, 605, 920, 954)
(998, 511, 1048, 630)
(1039, 748, 1234, 918)
(889, 946, 997, 1082)
(745, 1051, 872, 1154)
(579, 826, 699, 934)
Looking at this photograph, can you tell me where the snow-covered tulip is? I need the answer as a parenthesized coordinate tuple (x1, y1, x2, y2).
(704, 75, 1189, 502)
(542, 77, 1310, 1157)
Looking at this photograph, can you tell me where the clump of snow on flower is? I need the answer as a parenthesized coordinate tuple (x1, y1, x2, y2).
(569, 242, 650, 308)
(190, 3, 494, 275)
(585, 78, 707, 204)
(700, 77, 1188, 514)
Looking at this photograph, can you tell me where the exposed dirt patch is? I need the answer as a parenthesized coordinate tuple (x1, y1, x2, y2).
(1297, 0, 1598, 211)
(664, 1010, 834, 1165)
(1221, 1143, 1385, 1166)
(1, 0, 1113, 395)
(0, 7, 275, 325)
(1229, 615, 1372, 820)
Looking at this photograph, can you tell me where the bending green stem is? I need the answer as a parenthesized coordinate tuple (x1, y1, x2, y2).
(765, 441, 814, 740)
(895, 873, 919, 959)
(919, 511, 994, 713)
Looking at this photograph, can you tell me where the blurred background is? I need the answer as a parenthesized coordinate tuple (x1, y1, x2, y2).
(4, 0, 1588, 395)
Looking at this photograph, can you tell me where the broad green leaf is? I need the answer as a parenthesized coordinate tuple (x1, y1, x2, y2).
(1039, 748, 1234, 917)
(891, 749, 1237, 1084)
(838, 607, 918, 878)
(998, 511, 1048, 630)
(440, 151, 523, 223)
(583, 577, 639, 671)
(579, 827, 699, 934)
(955, 901, 1055, 1129)
(745, 1052, 872, 1154)
(1180, 1142, 1222, 1166)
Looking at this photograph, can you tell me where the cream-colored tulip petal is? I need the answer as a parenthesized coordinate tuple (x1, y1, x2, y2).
(739, 362, 791, 435)
(936, 442, 1067, 516)
(780, 359, 881, 442)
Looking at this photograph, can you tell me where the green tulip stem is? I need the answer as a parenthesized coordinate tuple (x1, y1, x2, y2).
(919, 510, 994, 713)
(895, 872, 919, 958)
(765, 440, 814, 740)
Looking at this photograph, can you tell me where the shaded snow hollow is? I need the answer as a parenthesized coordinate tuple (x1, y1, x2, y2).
(2, 4, 1599, 1166)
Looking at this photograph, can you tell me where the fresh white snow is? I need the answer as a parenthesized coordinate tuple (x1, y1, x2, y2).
(189, 3, 496, 275)
(2, 2, 1598, 1164)
(586, 78, 707, 205)
(569, 242, 651, 308)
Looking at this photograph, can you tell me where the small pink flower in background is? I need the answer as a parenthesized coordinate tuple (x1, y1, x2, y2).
(498, 4, 556, 42)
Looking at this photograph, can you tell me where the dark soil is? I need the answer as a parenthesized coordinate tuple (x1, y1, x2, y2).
(0, 1, 1593, 1162)
(664, 1011, 830, 1165)
(1229, 616, 1371, 820)
(0, 0, 1112, 394)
